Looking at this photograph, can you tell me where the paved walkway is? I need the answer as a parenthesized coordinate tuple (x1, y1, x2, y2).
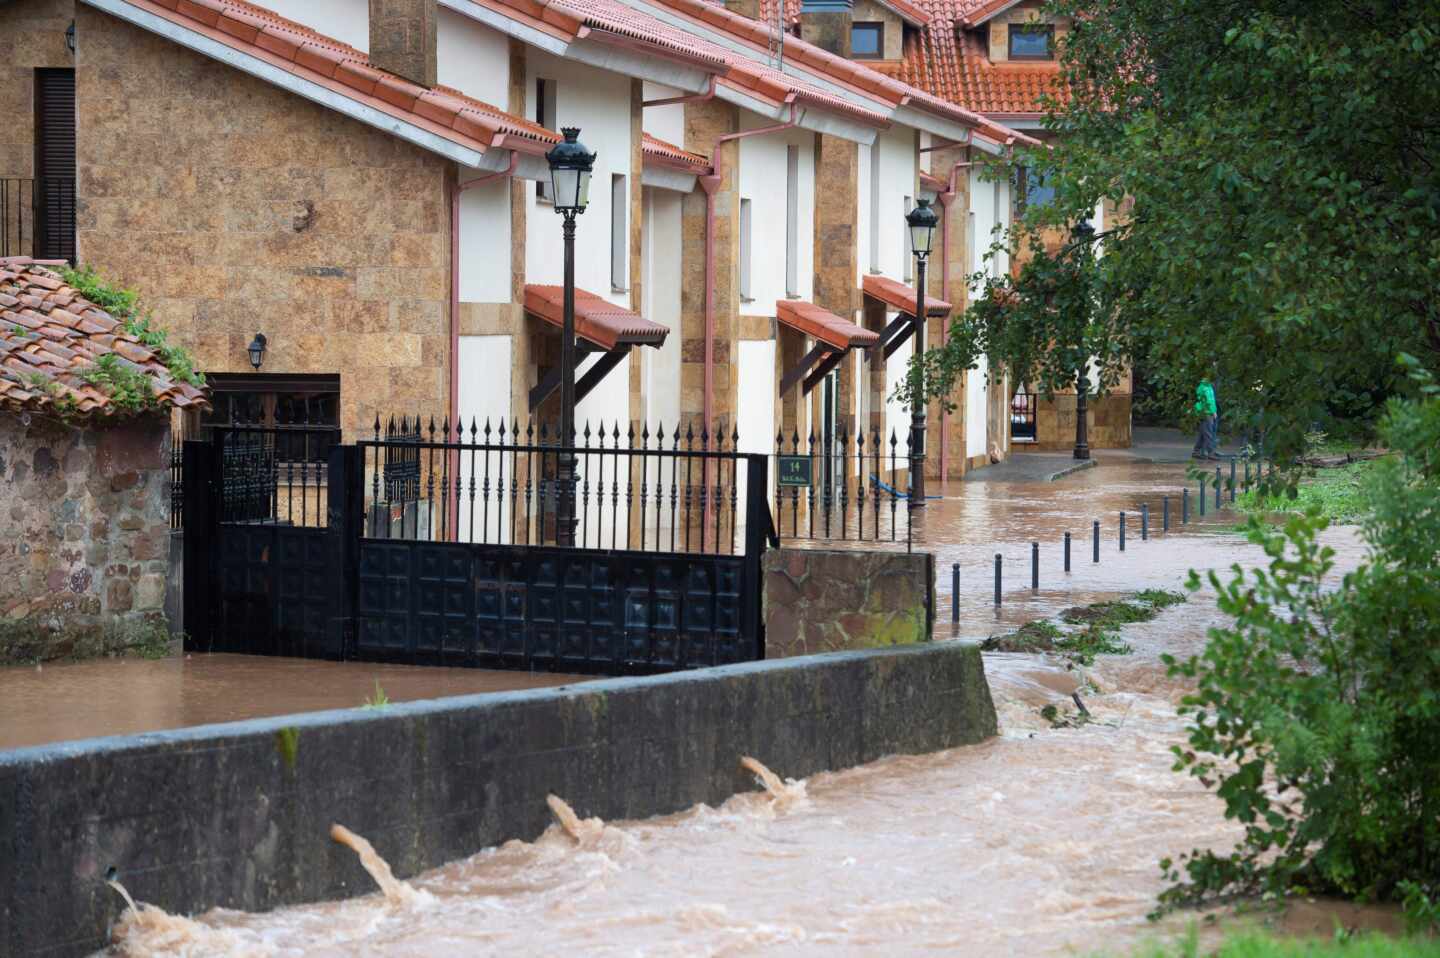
(962, 450, 1096, 483)
(1103, 426, 1244, 464)
(965, 427, 1244, 484)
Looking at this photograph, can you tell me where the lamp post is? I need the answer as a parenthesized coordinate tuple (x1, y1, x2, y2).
(1071, 218, 1095, 461)
(247, 332, 267, 371)
(545, 127, 596, 547)
(905, 198, 939, 509)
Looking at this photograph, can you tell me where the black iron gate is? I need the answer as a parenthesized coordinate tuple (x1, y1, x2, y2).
(183, 419, 774, 675)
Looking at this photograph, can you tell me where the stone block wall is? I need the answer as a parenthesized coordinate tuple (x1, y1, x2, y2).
(763, 547, 935, 657)
(73, 7, 453, 441)
(0, 414, 171, 663)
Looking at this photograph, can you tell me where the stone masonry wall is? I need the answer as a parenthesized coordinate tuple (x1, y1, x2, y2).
(74, 7, 453, 440)
(0, 414, 170, 663)
(763, 547, 935, 657)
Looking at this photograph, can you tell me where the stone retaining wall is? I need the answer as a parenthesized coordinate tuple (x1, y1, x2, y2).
(0, 414, 171, 663)
(763, 547, 934, 657)
(0, 641, 995, 956)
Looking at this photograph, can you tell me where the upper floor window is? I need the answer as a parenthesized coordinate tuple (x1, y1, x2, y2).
(1016, 165, 1056, 210)
(535, 77, 557, 201)
(1008, 23, 1054, 60)
(851, 22, 884, 59)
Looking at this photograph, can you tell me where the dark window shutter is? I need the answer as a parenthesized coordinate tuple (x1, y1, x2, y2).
(34, 68, 76, 262)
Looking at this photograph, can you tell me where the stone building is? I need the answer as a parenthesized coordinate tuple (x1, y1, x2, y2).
(0, 0, 1040, 494)
(0, 257, 209, 662)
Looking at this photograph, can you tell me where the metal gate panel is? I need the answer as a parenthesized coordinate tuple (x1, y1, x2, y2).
(213, 524, 331, 658)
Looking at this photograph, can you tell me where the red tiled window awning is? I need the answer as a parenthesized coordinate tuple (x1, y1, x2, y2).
(524, 285, 668, 351)
(776, 300, 879, 351)
(862, 274, 952, 318)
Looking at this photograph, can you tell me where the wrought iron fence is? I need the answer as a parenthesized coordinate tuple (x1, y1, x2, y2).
(1, 177, 76, 261)
(170, 440, 184, 530)
(211, 423, 340, 527)
(772, 426, 912, 549)
(359, 416, 767, 555)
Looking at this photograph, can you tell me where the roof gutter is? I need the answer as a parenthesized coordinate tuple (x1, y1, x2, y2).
(696, 97, 800, 441)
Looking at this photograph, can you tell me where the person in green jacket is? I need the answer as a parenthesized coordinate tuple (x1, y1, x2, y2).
(1192, 378, 1219, 459)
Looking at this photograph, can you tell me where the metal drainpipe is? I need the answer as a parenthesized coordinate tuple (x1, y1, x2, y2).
(697, 98, 801, 441)
(448, 149, 518, 539)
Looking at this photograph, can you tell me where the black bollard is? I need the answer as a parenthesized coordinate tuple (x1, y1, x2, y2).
(1183, 488, 1190, 523)
(1163, 496, 1170, 532)
(1031, 541, 1039, 591)
(1199, 479, 1207, 517)
(1120, 511, 1126, 552)
(1064, 532, 1071, 572)
(951, 562, 959, 624)
(1092, 520, 1100, 563)
(994, 553, 1002, 606)
(1215, 466, 1222, 508)
(1141, 502, 1149, 540)
(1229, 460, 1237, 502)
(1244, 458, 1251, 492)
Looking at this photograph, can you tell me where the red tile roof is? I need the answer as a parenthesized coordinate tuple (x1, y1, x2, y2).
(642, 134, 711, 172)
(555, 0, 737, 70)
(776, 300, 879, 350)
(0, 259, 210, 416)
(862, 273, 952, 317)
(889, 5, 1064, 116)
(121, 0, 560, 156)
(524, 285, 669, 350)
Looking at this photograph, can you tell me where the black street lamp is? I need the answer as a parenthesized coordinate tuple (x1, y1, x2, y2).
(1071, 218, 1095, 461)
(545, 127, 595, 546)
(905, 197, 938, 509)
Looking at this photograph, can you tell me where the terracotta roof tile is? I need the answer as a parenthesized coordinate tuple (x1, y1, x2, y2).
(776, 300, 879, 350)
(642, 134, 711, 172)
(0, 258, 211, 416)
(862, 273, 952, 317)
(118, 0, 560, 155)
(890, 3, 1065, 116)
(524, 285, 669, 351)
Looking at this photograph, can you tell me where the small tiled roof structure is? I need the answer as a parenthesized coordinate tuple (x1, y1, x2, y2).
(776, 300, 879, 350)
(123, 0, 560, 156)
(0, 258, 210, 415)
(888, 0, 1065, 117)
(642, 134, 712, 173)
(862, 273, 953, 317)
(524, 285, 669, 351)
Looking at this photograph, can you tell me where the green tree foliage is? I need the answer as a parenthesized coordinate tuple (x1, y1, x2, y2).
(916, 0, 1440, 462)
(1159, 359, 1440, 915)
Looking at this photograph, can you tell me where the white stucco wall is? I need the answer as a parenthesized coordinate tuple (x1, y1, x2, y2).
(524, 52, 634, 306)
(438, 8, 510, 107)
(858, 123, 918, 285)
(967, 169, 1000, 458)
(457, 173, 512, 303)
(737, 115, 815, 315)
(641, 188, 683, 433)
(885, 335, 912, 456)
(457, 335, 514, 540)
(641, 82, 686, 146)
(738, 340, 776, 454)
(261, 0, 368, 49)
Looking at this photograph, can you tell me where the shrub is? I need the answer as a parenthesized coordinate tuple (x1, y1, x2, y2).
(1159, 357, 1440, 919)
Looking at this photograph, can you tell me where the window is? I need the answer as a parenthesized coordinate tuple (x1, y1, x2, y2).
(33, 69, 76, 262)
(199, 373, 341, 464)
(851, 22, 883, 58)
(535, 78, 557, 200)
(739, 197, 753, 301)
(1008, 23, 1054, 60)
(785, 145, 799, 297)
(1016, 165, 1056, 210)
(902, 195, 913, 281)
(611, 174, 627, 291)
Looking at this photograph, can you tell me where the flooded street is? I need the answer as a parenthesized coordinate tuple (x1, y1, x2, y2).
(97, 459, 1375, 957)
(0, 656, 586, 751)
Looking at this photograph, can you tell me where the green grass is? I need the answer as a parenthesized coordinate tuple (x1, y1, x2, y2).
(981, 590, 1187, 665)
(1236, 458, 1381, 525)
(1122, 931, 1440, 958)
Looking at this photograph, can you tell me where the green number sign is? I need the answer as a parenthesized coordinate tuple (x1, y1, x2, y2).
(777, 455, 813, 487)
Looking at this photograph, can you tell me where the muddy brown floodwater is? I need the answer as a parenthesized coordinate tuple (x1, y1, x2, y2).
(97, 463, 1379, 956)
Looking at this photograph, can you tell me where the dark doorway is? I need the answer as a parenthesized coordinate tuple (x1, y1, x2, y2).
(33, 68, 76, 263)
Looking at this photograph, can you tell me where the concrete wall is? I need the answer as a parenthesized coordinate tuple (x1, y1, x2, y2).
(763, 547, 934, 658)
(0, 641, 996, 956)
(75, 7, 453, 441)
(0, 415, 171, 663)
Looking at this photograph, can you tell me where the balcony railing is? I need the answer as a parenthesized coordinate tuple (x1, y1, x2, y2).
(2, 177, 77, 262)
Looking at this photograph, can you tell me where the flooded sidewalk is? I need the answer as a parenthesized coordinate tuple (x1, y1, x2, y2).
(0, 655, 586, 750)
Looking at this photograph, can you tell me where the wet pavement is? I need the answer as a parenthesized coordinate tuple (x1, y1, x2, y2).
(0, 656, 587, 751)
(98, 457, 1378, 957)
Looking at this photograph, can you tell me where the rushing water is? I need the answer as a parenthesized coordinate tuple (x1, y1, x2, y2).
(90, 462, 1381, 955)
